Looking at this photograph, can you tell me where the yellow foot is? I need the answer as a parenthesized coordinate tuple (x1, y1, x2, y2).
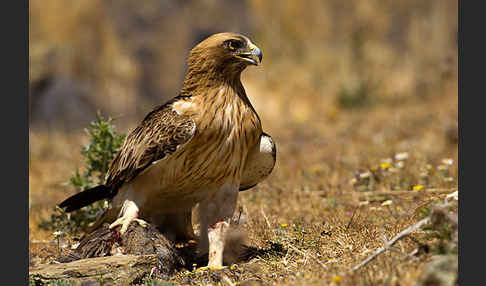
(195, 265, 227, 272)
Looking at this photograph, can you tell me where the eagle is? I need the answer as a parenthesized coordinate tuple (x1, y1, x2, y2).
(59, 32, 276, 269)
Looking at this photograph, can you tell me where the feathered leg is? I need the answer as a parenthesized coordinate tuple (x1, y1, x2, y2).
(197, 183, 238, 270)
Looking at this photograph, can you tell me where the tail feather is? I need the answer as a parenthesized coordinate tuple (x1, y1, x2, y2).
(59, 185, 112, 212)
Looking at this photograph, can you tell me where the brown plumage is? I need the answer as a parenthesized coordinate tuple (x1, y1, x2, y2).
(59, 32, 275, 269)
(106, 98, 197, 190)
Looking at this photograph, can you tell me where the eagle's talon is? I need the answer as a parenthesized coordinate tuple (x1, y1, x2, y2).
(134, 218, 148, 228)
(109, 216, 148, 235)
(195, 265, 227, 272)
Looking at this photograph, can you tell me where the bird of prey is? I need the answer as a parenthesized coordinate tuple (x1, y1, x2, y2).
(59, 32, 276, 269)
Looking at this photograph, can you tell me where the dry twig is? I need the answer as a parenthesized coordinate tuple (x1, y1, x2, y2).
(339, 188, 458, 202)
(350, 217, 431, 272)
(260, 208, 272, 229)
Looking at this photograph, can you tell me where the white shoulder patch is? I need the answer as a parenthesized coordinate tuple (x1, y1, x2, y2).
(172, 101, 194, 115)
(259, 135, 274, 154)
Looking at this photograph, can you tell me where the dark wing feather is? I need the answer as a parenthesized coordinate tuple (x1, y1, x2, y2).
(105, 97, 196, 190)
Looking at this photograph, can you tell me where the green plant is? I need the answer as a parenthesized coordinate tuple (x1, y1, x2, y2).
(77, 112, 127, 185)
(39, 112, 126, 236)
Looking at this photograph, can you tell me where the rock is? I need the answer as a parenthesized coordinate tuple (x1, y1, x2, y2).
(29, 254, 158, 286)
(29, 222, 187, 285)
(29, 76, 98, 130)
(414, 255, 458, 286)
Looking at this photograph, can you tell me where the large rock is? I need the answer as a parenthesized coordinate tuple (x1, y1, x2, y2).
(29, 222, 187, 285)
(414, 255, 458, 286)
(29, 254, 158, 286)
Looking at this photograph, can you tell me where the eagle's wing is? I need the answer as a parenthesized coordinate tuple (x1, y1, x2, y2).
(239, 132, 276, 191)
(105, 97, 196, 190)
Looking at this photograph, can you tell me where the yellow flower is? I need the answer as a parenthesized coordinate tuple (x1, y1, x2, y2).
(413, 185, 424, 191)
(281, 223, 288, 227)
(333, 275, 342, 283)
(328, 258, 338, 264)
(380, 162, 391, 169)
(230, 264, 237, 270)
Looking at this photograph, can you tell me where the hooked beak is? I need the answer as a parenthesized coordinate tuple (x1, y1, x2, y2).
(237, 43, 263, 66)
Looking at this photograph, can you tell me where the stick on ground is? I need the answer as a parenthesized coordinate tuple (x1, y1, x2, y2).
(350, 217, 431, 272)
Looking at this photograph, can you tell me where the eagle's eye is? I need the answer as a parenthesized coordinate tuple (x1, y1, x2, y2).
(225, 39, 244, 51)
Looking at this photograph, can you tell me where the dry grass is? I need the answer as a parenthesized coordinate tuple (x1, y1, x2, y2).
(29, 80, 457, 285)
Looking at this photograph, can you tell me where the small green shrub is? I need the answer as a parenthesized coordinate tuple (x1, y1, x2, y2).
(39, 112, 126, 236)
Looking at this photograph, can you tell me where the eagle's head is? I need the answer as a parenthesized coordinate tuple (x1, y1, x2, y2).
(187, 32, 263, 78)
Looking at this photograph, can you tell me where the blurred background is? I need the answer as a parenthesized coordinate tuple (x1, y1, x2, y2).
(29, 0, 457, 131)
(30, 2, 458, 283)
